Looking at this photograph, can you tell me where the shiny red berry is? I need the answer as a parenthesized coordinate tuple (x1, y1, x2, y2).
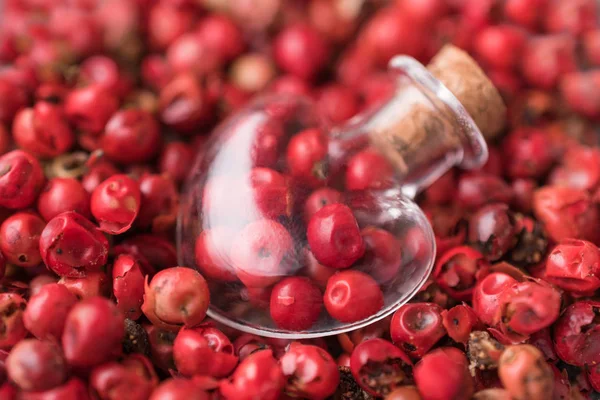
(273, 23, 329, 81)
(433, 246, 486, 301)
(39, 211, 109, 278)
(474, 25, 527, 70)
(0, 150, 46, 210)
(137, 174, 179, 232)
(12, 102, 74, 158)
(324, 270, 383, 323)
(0, 211, 45, 267)
(441, 304, 481, 344)
(196, 14, 245, 62)
(230, 220, 293, 288)
(243, 167, 292, 220)
(101, 109, 162, 165)
(390, 303, 447, 358)
(308, 203, 364, 269)
(357, 226, 402, 284)
(502, 127, 555, 179)
(173, 325, 238, 378)
(498, 345, 553, 400)
(159, 73, 213, 133)
(316, 84, 360, 124)
(64, 84, 119, 135)
(37, 178, 91, 221)
(219, 350, 284, 400)
(280, 343, 339, 399)
(142, 267, 209, 331)
(303, 187, 342, 225)
(23, 283, 77, 341)
(553, 300, 600, 366)
(286, 128, 328, 188)
(350, 338, 413, 397)
(62, 297, 124, 368)
(414, 347, 473, 400)
(91, 174, 141, 234)
(7, 339, 66, 392)
(270, 277, 323, 331)
(345, 148, 395, 191)
(158, 141, 194, 184)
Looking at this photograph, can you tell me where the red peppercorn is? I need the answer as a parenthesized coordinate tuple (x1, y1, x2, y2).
(79, 55, 130, 99)
(59, 271, 111, 300)
(469, 203, 518, 262)
(269, 75, 313, 97)
(0, 150, 46, 210)
(0, 293, 26, 349)
(158, 141, 194, 184)
(286, 128, 328, 188)
(545, 0, 598, 37)
(12, 102, 74, 159)
(7, 339, 66, 392)
(498, 345, 553, 400)
(62, 297, 124, 368)
(146, 4, 194, 51)
(64, 85, 119, 135)
(386, 386, 423, 400)
(90, 355, 158, 400)
(390, 303, 447, 358)
(550, 145, 600, 191)
(504, 0, 548, 29)
(243, 167, 292, 220)
(280, 343, 339, 399)
(196, 14, 244, 62)
(442, 305, 481, 344)
(230, 220, 293, 288)
(472, 272, 518, 326)
(91, 174, 141, 235)
(194, 227, 237, 282)
(545, 239, 600, 293)
(316, 84, 360, 124)
(229, 53, 276, 93)
(521, 34, 577, 90)
(112, 254, 145, 320)
(136, 174, 179, 232)
(345, 148, 395, 192)
(37, 178, 91, 221)
(0, 211, 45, 267)
(511, 179, 536, 213)
(502, 127, 555, 179)
(233, 334, 272, 362)
(533, 185, 600, 244)
(303, 187, 342, 225)
(150, 378, 209, 400)
(273, 23, 329, 81)
(433, 246, 486, 301)
(414, 347, 474, 400)
(23, 283, 77, 341)
(269, 276, 323, 331)
(101, 109, 161, 165)
(219, 349, 284, 400)
(474, 25, 527, 71)
(457, 173, 514, 210)
(349, 338, 413, 397)
(495, 281, 561, 338)
(559, 71, 600, 119)
(39, 211, 108, 278)
(159, 73, 214, 134)
(142, 267, 209, 331)
(173, 325, 238, 378)
(166, 32, 221, 76)
(359, 6, 425, 66)
(324, 270, 383, 323)
(308, 204, 364, 269)
(356, 227, 402, 284)
(553, 300, 600, 366)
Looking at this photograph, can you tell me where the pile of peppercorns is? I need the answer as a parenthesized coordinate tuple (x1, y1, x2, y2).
(0, 0, 599, 399)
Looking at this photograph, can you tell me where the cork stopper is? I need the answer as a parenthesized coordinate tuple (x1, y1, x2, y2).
(427, 45, 506, 140)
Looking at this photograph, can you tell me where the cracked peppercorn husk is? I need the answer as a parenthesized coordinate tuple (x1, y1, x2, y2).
(468, 331, 505, 374)
(123, 318, 150, 356)
(333, 367, 374, 400)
